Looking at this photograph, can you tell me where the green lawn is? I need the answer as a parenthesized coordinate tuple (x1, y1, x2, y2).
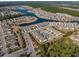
(27, 4, 79, 17)
(41, 6, 79, 17)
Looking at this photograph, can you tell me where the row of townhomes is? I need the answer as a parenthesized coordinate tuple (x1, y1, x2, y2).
(0, 5, 79, 57)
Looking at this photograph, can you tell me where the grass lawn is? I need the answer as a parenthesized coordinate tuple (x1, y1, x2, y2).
(27, 3, 79, 17)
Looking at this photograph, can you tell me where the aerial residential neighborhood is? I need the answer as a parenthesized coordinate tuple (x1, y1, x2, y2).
(0, 1, 79, 57)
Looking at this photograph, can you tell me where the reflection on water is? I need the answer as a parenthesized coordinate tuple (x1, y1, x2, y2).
(16, 7, 79, 26)
(16, 7, 50, 26)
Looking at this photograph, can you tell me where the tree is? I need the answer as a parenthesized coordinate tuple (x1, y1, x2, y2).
(36, 43, 50, 57)
(36, 37, 79, 57)
(48, 37, 79, 57)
